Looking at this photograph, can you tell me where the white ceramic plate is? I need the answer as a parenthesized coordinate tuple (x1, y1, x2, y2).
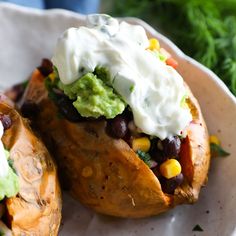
(0, 3, 236, 236)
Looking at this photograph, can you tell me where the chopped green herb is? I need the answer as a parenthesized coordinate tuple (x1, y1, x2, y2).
(53, 66, 59, 78)
(0, 230, 4, 236)
(129, 85, 135, 93)
(44, 72, 60, 102)
(192, 224, 204, 232)
(154, 51, 167, 62)
(94, 66, 111, 85)
(210, 143, 230, 157)
(136, 150, 151, 167)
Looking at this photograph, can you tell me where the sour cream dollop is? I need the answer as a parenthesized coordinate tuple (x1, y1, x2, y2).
(52, 14, 192, 139)
(0, 122, 9, 177)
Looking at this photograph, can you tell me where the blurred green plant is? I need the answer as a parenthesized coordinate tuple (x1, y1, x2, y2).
(109, 0, 236, 96)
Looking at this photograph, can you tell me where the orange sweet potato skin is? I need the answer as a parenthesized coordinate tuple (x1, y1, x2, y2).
(22, 69, 210, 218)
(174, 89, 210, 205)
(0, 97, 62, 235)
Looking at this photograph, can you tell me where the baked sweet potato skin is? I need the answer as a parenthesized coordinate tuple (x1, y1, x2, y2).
(22, 69, 210, 218)
(174, 87, 210, 205)
(0, 97, 62, 235)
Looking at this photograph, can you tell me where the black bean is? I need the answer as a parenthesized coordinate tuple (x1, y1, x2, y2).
(122, 108, 133, 122)
(56, 96, 85, 122)
(21, 101, 40, 119)
(150, 149, 168, 164)
(175, 173, 184, 185)
(152, 166, 160, 177)
(107, 115, 128, 138)
(149, 138, 168, 164)
(160, 173, 184, 194)
(37, 59, 53, 77)
(162, 136, 181, 157)
(149, 138, 158, 152)
(0, 114, 12, 130)
(122, 131, 132, 145)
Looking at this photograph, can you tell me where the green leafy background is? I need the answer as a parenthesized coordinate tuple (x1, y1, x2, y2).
(103, 0, 236, 96)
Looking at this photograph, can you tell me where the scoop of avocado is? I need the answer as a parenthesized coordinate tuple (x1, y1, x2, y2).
(59, 72, 126, 119)
(0, 151, 19, 201)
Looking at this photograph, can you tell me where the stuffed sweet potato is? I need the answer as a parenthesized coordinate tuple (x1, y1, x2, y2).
(20, 14, 210, 218)
(0, 95, 61, 235)
(21, 69, 210, 218)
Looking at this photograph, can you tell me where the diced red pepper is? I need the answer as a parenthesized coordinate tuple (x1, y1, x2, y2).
(166, 57, 178, 69)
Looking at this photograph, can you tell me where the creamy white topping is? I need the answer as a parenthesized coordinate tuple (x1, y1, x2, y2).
(52, 14, 192, 139)
(0, 122, 9, 177)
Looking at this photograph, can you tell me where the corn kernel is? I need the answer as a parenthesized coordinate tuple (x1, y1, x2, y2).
(160, 159, 181, 179)
(148, 38, 160, 51)
(209, 135, 220, 145)
(81, 166, 93, 178)
(132, 137, 151, 152)
(48, 72, 56, 81)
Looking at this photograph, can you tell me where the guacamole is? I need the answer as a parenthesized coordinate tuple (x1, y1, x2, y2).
(0, 151, 19, 201)
(59, 72, 126, 119)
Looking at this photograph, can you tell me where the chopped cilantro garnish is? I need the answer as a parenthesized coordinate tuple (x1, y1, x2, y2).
(94, 66, 111, 85)
(210, 143, 230, 157)
(136, 150, 151, 167)
(44, 70, 60, 102)
(129, 85, 135, 93)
